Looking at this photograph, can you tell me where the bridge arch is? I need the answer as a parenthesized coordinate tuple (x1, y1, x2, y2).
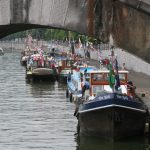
(0, 0, 150, 63)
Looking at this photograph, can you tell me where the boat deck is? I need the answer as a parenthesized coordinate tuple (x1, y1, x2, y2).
(87, 58, 150, 113)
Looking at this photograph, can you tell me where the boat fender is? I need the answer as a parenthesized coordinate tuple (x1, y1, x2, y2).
(66, 89, 69, 98)
(74, 107, 78, 117)
(70, 94, 73, 102)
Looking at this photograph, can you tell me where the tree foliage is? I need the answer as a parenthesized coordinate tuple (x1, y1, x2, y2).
(2, 28, 100, 44)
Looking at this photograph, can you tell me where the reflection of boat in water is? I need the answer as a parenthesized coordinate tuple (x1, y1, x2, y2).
(77, 135, 146, 150)
(0, 47, 4, 55)
(75, 64, 147, 141)
(28, 81, 55, 97)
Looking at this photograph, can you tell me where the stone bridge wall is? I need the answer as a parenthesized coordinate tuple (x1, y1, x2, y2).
(0, 0, 150, 63)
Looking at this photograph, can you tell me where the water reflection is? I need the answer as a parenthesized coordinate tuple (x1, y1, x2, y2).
(28, 82, 55, 97)
(1, 52, 150, 150)
(0, 53, 77, 150)
(76, 135, 150, 150)
(28, 81, 67, 98)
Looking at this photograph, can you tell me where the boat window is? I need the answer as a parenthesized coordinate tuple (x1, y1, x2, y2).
(32, 61, 38, 67)
(66, 60, 72, 67)
(92, 86, 103, 96)
(84, 73, 90, 79)
(119, 73, 126, 81)
(104, 74, 109, 81)
(58, 61, 62, 66)
(92, 73, 108, 81)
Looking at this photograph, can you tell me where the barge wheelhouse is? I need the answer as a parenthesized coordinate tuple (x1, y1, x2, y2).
(76, 70, 147, 140)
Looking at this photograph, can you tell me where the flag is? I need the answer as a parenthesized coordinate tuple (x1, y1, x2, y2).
(115, 58, 119, 71)
(108, 64, 115, 88)
(76, 37, 82, 49)
(88, 42, 96, 51)
(98, 49, 102, 63)
(85, 39, 88, 47)
(114, 58, 120, 91)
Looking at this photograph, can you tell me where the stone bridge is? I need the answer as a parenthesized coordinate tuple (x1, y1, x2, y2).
(0, 0, 150, 63)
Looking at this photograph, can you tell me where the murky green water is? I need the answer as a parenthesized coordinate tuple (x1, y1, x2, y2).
(0, 52, 149, 150)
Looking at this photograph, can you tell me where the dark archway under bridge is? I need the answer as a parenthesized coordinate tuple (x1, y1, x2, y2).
(0, 0, 150, 63)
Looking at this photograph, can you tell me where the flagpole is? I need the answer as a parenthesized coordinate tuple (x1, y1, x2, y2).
(110, 45, 114, 66)
(108, 46, 115, 92)
(85, 36, 88, 59)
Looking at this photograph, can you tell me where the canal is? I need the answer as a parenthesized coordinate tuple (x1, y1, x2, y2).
(0, 52, 150, 150)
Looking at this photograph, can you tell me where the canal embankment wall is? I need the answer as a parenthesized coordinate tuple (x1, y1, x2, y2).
(0, 40, 48, 53)
(75, 48, 150, 76)
(0, 40, 150, 76)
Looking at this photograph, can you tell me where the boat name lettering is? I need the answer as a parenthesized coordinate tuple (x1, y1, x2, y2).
(116, 95, 129, 100)
(103, 95, 111, 99)
(98, 95, 111, 100)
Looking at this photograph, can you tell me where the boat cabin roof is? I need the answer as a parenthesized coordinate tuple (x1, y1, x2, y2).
(89, 70, 128, 86)
(78, 65, 96, 69)
(79, 66, 97, 73)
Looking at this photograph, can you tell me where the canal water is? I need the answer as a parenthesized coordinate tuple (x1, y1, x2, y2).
(0, 52, 150, 150)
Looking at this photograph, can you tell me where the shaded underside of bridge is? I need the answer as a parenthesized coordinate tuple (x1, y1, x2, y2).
(0, 0, 150, 63)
